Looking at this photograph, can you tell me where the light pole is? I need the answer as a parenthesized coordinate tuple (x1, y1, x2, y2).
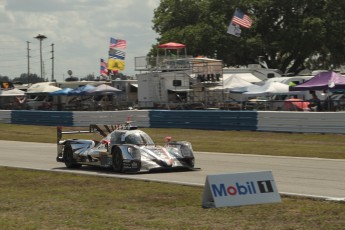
(34, 34, 47, 80)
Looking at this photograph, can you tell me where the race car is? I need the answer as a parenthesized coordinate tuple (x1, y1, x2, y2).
(56, 121, 196, 173)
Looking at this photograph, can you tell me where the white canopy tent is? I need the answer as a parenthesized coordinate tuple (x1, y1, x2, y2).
(223, 73, 262, 83)
(230, 84, 262, 93)
(242, 81, 304, 97)
(208, 74, 255, 91)
(26, 82, 61, 94)
(0, 88, 25, 96)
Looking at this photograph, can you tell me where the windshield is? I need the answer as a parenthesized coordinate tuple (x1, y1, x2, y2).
(124, 131, 155, 146)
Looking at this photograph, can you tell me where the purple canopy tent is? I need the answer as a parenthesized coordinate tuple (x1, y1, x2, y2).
(290, 71, 345, 91)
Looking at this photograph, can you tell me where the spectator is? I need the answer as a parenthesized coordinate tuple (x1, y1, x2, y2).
(308, 92, 321, 111)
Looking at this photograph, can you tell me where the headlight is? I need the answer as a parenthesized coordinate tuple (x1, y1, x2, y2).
(181, 146, 193, 157)
(127, 146, 141, 160)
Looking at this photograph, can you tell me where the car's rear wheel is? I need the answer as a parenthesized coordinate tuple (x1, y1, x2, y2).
(63, 143, 81, 168)
(112, 147, 123, 172)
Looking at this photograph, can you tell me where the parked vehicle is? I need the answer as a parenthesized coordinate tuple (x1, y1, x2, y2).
(26, 95, 54, 110)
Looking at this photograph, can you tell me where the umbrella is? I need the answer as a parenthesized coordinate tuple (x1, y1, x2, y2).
(86, 84, 121, 95)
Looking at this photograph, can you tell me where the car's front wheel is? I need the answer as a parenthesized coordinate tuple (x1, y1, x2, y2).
(63, 143, 81, 168)
(112, 147, 123, 172)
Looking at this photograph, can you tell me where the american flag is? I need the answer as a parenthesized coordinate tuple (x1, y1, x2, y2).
(109, 48, 126, 60)
(231, 9, 253, 29)
(100, 58, 108, 75)
(109, 37, 127, 49)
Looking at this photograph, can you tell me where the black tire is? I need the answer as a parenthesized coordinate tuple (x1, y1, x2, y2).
(63, 143, 82, 168)
(112, 147, 123, 172)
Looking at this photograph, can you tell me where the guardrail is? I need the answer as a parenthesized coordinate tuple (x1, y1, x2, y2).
(1, 110, 345, 134)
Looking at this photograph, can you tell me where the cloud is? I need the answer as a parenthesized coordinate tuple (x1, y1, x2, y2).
(0, 0, 160, 81)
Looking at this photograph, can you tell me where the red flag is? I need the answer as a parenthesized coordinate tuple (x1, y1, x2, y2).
(100, 58, 108, 75)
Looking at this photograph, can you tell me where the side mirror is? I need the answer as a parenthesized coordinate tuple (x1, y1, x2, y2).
(164, 136, 172, 142)
(101, 140, 110, 149)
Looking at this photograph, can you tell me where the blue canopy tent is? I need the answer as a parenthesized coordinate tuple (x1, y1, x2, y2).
(49, 88, 73, 95)
(68, 84, 95, 96)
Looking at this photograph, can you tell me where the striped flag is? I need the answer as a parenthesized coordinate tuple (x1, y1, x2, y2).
(100, 58, 108, 75)
(109, 48, 126, 60)
(109, 37, 127, 49)
(231, 9, 253, 29)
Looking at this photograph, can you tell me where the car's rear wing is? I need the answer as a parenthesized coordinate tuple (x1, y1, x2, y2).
(57, 126, 93, 143)
(57, 123, 138, 143)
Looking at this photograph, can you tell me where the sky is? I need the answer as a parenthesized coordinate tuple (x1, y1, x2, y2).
(0, 0, 160, 82)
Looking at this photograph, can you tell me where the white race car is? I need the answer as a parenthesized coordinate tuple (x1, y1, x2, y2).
(56, 122, 196, 173)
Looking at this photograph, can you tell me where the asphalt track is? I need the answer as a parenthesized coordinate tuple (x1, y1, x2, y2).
(1, 140, 344, 201)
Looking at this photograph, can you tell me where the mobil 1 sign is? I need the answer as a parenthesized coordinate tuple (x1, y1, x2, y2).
(202, 171, 281, 208)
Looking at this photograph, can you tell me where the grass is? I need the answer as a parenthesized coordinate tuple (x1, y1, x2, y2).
(0, 167, 344, 230)
(1, 124, 345, 229)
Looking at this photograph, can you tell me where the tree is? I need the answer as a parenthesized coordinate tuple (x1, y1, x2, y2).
(80, 74, 95, 81)
(0, 75, 10, 82)
(12, 73, 43, 84)
(152, 0, 235, 58)
(152, 0, 345, 74)
(244, 0, 345, 73)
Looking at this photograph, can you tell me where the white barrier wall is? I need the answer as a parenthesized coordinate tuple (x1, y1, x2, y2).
(0, 110, 11, 124)
(2, 110, 345, 134)
(257, 111, 345, 133)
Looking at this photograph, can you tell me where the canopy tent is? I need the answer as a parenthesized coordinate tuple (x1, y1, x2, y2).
(68, 84, 95, 95)
(243, 81, 304, 97)
(49, 88, 73, 96)
(157, 42, 187, 58)
(0, 88, 25, 96)
(208, 74, 255, 91)
(289, 71, 345, 91)
(264, 76, 314, 86)
(158, 42, 186, 49)
(224, 73, 262, 83)
(230, 83, 261, 93)
(86, 84, 121, 95)
(26, 82, 61, 94)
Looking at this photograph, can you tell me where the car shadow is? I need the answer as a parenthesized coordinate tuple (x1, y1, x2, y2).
(52, 165, 200, 175)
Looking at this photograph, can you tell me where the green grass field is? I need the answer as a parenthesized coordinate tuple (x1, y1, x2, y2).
(0, 124, 344, 229)
(1, 167, 344, 230)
